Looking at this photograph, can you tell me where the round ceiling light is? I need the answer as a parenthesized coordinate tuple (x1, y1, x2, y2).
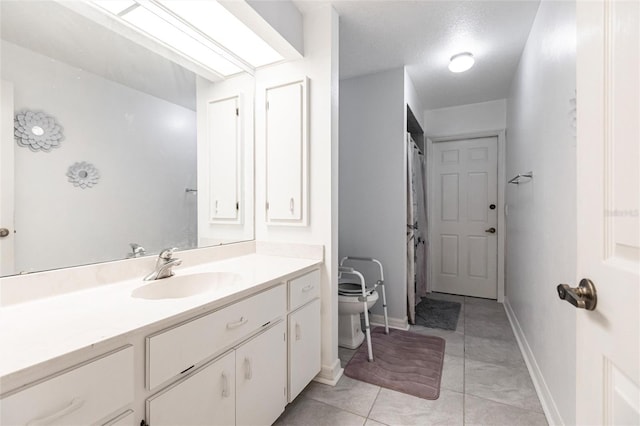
(448, 52, 475, 73)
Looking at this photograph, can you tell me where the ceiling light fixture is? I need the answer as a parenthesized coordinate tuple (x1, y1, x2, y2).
(448, 52, 475, 73)
(90, 0, 284, 78)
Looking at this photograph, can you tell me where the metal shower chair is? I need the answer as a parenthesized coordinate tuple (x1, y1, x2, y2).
(338, 256, 390, 361)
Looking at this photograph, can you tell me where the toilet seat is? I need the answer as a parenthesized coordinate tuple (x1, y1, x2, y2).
(338, 282, 375, 297)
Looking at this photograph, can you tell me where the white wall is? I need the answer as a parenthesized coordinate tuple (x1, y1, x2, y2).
(255, 4, 341, 384)
(404, 69, 424, 130)
(339, 67, 408, 325)
(505, 1, 576, 424)
(424, 99, 506, 138)
(2, 41, 196, 274)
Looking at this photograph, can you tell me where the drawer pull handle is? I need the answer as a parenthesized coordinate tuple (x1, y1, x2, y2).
(27, 398, 84, 426)
(301, 284, 314, 293)
(295, 323, 302, 341)
(221, 371, 230, 398)
(227, 317, 248, 329)
(244, 357, 252, 380)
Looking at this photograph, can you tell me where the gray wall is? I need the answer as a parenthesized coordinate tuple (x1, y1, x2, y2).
(339, 67, 407, 323)
(505, 1, 576, 424)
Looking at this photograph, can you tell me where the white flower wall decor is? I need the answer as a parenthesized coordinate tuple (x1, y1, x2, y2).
(67, 162, 100, 189)
(14, 110, 64, 152)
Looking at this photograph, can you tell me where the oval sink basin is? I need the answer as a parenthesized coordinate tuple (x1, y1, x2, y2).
(131, 272, 242, 300)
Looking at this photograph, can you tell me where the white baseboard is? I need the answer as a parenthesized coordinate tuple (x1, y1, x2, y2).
(369, 314, 409, 331)
(503, 298, 563, 426)
(313, 358, 343, 386)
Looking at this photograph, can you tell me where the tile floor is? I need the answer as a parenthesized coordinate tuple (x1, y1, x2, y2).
(274, 293, 548, 426)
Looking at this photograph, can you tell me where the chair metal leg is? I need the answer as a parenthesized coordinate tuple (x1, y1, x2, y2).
(362, 302, 374, 362)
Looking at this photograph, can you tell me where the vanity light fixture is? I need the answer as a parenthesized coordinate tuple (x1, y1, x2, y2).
(448, 52, 475, 73)
(90, 0, 284, 78)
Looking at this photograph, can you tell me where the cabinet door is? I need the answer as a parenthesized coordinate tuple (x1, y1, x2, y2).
(236, 321, 287, 426)
(208, 96, 240, 222)
(147, 351, 235, 426)
(265, 79, 308, 224)
(288, 299, 321, 402)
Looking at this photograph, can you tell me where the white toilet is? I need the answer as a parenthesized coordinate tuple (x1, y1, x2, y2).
(338, 281, 379, 349)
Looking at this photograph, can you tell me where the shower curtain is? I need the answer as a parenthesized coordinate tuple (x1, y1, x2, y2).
(407, 134, 428, 325)
(407, 135, 416, 324)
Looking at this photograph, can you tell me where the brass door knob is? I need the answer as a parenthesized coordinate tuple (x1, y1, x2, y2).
(0, 228, 9, 238)
(485, 227, 496, 234)
(557, 279, 597, 311)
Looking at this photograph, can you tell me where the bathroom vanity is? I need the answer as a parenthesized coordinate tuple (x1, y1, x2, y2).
(0, 249, 322, 426)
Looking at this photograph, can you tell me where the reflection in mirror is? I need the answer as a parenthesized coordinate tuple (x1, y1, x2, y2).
(0, 0, 259, 277)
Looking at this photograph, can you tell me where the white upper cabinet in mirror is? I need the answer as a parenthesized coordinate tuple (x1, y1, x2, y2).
(0, 0, 273, 277)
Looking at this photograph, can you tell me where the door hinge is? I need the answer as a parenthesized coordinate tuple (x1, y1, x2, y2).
(236, 107, 239, 116)
(266, 101, 269, 110)
(266, 201, 269, 210)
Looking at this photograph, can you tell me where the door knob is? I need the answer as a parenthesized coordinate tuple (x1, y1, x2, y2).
(0, 228, 9, 238)
(557, 278, 597, 311)
(485, 227, 496, 234)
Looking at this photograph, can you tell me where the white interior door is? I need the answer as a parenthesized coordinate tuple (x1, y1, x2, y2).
(0, 80, 15, 276)
(431, 137, 498, 299)
(573, 1, 640, 424)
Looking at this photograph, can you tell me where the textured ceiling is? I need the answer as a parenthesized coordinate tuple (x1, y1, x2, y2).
(298, 0, 540, 110)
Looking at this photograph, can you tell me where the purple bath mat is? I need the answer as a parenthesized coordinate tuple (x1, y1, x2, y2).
(344, 327, 446, 400)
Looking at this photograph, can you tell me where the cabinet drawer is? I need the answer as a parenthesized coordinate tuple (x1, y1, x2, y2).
(1, 346, 134, 426)
(288, 269, 320, 310)
(103, 409, 135, 426)
(147, 284, 286, 390)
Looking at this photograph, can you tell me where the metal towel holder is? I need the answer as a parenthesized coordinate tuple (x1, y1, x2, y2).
(508, 171, 533, 185)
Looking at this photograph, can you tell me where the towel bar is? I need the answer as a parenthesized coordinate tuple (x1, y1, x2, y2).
(508, 172, 534, 185)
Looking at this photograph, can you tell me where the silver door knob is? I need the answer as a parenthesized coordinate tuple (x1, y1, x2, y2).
(557, 278, 597, 311)
(0, 228, 9, 238)
(485, 227, 496, 234)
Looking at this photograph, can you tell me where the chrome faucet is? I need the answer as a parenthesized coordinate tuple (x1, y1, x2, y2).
(127, 243, 146, 258)
(144, 248, 182, 281)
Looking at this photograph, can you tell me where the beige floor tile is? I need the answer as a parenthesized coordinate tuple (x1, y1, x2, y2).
(274, 397, 366, 426)
(465, 358, 543, 413)
(368, 388, 464, 425)
(465, 394, 548, 426)
(441, 354, 464, 393)
(465, 334, 526, 369)
(364, 419, 389, 426)
(302, 375, 380, 417)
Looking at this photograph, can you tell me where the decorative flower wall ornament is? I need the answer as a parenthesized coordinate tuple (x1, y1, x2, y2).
(14, 110, 64, 152)
(67, 162, 100, 189)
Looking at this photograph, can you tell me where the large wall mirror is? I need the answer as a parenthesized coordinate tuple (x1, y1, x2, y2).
(0, 0, 272, 277)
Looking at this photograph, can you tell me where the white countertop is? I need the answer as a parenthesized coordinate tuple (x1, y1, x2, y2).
(0, 253, 321, 386)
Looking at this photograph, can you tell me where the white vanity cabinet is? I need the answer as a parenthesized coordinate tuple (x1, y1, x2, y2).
(147, 351, 236, 426)
(207, 95, 241, 223)
(147, 322, 286, 426)
(287, 269, 321, 402)
(144, 284, 289, 426)
(0, 346, 134, 426)
(235, 321, 287, 426)
(265, 78, 309, 225)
